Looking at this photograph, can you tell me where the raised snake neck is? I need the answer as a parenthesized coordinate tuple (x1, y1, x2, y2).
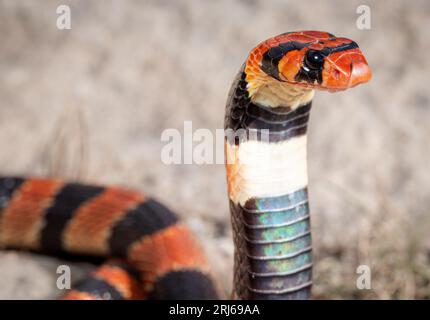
(224, 31, 371, 299)
(225, 65, 313, 299)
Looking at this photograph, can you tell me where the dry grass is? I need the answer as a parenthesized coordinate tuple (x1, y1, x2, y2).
(314, 186, 430, 299)
(42, 106, 89, 179)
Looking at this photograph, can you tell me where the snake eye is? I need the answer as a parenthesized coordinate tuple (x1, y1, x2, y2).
(305, 50, 324, 70)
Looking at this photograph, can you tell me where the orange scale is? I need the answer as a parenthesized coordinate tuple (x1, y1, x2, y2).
(63, 187, 144, 255)
(127, 224, 210, 294)
(62, 291, 99, 300)
(0, 178, 63, 249)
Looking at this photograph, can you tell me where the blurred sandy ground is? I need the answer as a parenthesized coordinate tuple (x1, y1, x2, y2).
(0, 0, 429, 299)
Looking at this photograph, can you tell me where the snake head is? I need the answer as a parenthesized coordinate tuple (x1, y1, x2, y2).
(249, 31, 372, 92)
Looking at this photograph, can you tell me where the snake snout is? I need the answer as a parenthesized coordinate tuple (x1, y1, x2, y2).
(323, 49, 372, 91)
(338, 49, 372, 88)
(348, 58, 372, 88)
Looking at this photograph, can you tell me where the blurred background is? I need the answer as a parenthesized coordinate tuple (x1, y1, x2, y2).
(0, 0, 429, 299)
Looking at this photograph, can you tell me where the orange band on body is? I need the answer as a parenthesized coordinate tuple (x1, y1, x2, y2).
(93, 263, 144, 300)
(63, 187, 144, 255)
(62, 291, 99, 300)
(0, 178, 63, 249)
(127, 223, 210, 294)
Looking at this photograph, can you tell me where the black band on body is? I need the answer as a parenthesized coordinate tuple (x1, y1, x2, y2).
(146, 270, 219, 300)
(40, 183, 105, 253)
(225, 70, 312, 143)
(73, 277, 124, 300)
(225, 80, 312, 144)
(244, 102, 311, 132)
(109, 198, 178, 256)
(246, 101, 310, 123)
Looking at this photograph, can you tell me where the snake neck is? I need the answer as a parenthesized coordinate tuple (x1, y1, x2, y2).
(224, 66, 314, 299)
(245, 63, 314, 110)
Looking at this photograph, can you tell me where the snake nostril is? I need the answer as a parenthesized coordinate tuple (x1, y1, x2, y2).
(349, 61, 372, 87)
(333, 69, 340, 80)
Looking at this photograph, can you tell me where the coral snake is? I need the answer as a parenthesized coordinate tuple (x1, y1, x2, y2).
(0, 31, 371, 300)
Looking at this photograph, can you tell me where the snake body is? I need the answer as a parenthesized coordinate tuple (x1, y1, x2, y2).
(0, 31, 371, 300)
(225, 31, 371, 299)
(0, 177, 219, 299)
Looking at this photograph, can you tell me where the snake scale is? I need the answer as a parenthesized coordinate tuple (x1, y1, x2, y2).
(0, 31, 371, 300)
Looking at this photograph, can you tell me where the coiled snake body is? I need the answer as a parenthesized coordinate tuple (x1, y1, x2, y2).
(0, 31, 371, 300)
